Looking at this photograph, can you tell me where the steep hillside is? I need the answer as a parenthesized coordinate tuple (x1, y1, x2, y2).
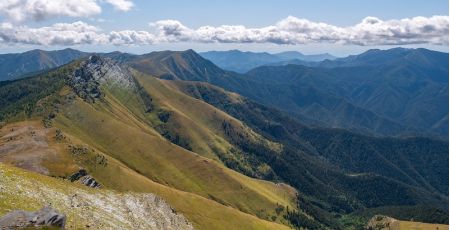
(0, 48, 88, 81)
(169, 80, 448, 228)
(0, 56, 297, 229)
(171, 80, 449, 196)
(128, 49, 228, 81)
(132, 48, 448, 138)
(128, 70, 283, 180)
(246, 52, 449, 137)
(235, 65, 412, 136)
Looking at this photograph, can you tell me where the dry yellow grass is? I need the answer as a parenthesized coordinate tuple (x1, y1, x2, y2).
(0, 120, 293, 230)
(49, 80, 296, 228)
(55, 94, 296, 217)
(133, 71, 283, 158)
(367, 215, 449, 230)
(395, 221, 449, 230)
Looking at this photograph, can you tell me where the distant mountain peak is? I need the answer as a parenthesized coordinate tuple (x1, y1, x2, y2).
(127, 49, 226, 81)
(182, 49, 197, 55)
(0, 48, 89, 81)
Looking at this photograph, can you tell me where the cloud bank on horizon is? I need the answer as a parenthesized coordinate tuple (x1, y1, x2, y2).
(0, 0, 448, 47)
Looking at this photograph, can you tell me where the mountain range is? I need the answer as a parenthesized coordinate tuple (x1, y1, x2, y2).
(243, 48, 449, 138)
(199, 50, 336, 73)
(0, 48, 89, 81)
(0, 47, 447, 229)
(203, 48, 449, 138)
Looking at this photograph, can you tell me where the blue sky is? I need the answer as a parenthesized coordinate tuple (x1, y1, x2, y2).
(110, 0, 449, 27)
(0, 0, 448, 56)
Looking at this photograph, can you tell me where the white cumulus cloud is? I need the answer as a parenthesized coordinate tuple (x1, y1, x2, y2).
(0, 21, 156, 46)
(150, 15, 449, 46)
(104, 0, 133, 11)
(0, 16, 447, 47)
(0, 21, 105, 45)
(108, 30, 155, 45)
(0, 0, 133, 22)
(348, 15, 449, 45)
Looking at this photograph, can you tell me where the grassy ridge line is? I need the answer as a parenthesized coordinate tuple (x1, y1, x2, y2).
(131, 71, 283, 178)
(130, 72, 295, 204)
(54, 94, 296, 225)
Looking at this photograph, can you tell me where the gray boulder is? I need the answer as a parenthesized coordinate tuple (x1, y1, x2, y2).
(69, 169, 101, 188)
(0, 206, 66, 229)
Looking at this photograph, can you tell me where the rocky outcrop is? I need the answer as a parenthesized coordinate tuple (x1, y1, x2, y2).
(366, 215, 398, 230)
(69, 169, 101, 188)
(68, 56, 136, 103)
(0, 206, 66, 229)
(79, 175, 100, 188)
(0, 164, 195, 230)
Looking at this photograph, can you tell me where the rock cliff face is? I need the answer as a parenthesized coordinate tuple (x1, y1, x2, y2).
(69, 169, 101, 188)
(0, 164, 195, 230)
(68, 56, 136, 103)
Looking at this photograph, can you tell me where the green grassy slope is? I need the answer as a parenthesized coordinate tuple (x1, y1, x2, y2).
(129, 70, 282, 179)
(0, 57, 298, 229)
(54, 95, 295, 217)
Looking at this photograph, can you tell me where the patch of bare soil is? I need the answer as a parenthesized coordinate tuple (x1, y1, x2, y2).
(0, 121, 76, 176)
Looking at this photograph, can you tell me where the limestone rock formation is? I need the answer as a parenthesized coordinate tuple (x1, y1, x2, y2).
(0, 206, 66, 229)
(0, 164, 195, 230)
(68, 55, 136, 103)
(69, 169, 101, 188)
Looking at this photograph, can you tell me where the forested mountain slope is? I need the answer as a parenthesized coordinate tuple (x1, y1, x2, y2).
(0, 48, 88, 81)
(129, 48, 448, 138)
